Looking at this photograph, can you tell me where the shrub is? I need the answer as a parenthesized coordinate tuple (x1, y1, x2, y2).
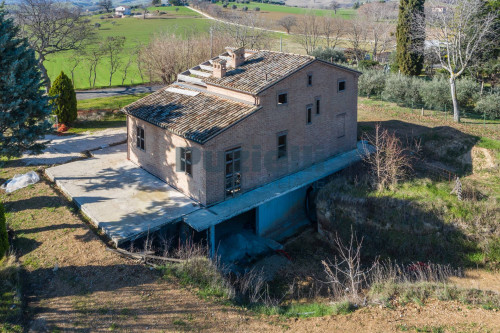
(358, 70, 387, 98)
(358, 59, 379, 70)
(254, 6, 260, 11)
(0, 202, 8, 260)
(382, 74, 422, 106)
(419, 76, 451, 110)
(242, 6, 248, 11)
(94, 22, 101, 28)
(455, 77, 480, 110)
(332, 300, 356, 315)
(310, 47, 346, 63)
(49, 71, 77, 125)
(232, 4, 237, 9)
(222, 3, 227, 7)
(475, 93, 500, 120)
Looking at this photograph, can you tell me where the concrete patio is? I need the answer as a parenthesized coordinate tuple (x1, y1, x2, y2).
(45, 144, 200, 245)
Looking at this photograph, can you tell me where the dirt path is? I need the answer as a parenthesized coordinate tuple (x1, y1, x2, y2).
(0, 163, 497, 332)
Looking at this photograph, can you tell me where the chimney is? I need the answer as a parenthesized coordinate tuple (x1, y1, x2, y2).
(212, 59, 227, 78)
(229, 47, 245, 68)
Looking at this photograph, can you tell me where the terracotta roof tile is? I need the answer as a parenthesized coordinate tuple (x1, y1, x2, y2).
(122, 84, 259, 144)
(203, 51, 315, 94)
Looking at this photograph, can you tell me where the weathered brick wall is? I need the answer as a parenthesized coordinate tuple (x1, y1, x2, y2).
(127, 117, 207, 204)
(128, 61, 359, 206)
(203, 61, 359, 205)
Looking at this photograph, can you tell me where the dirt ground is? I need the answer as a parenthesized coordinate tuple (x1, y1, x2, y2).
(1, 100, 499, 332)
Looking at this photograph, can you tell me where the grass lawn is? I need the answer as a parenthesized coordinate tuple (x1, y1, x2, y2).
(214, 1, 356, 18)
(44, 9, 211, 90)
(77, 93, 148, 110)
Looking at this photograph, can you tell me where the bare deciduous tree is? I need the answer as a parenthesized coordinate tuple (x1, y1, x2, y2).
(15, 0, 96, 90)
(68, 53, 83, 88)
(359, 2, 395, 61)
(329, 1, 340, 14)
(216, 14, 273, 50)
(121, 55, 133, 85)
(83, 47, 104, 89)
(344, 16, 369, 63)
(277, 15, 297, 34)
(138, 29, 232, 84)
(98, 0, 113, 13)
(100, 36, 126, 86)
(295, 12, 321, 55)
(322, 229, 377, 302)
(362, 124, 420, 191)
(416, 0, 497, 122)
(320, 16, 345, 49)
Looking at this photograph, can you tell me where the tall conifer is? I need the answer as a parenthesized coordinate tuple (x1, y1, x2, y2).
(396, 0, 425, 76)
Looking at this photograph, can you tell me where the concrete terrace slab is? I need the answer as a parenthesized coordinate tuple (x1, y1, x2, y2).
(45, 144, 200, 245)
(20, 128, 127, 166)
(184, 141, 374, 232)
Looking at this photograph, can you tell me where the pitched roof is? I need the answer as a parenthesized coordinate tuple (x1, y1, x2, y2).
(203, 51, 315, 94)
(122, 84, 259, 144)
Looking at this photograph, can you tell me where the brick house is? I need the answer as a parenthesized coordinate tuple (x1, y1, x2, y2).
(123, 48, 362, 252)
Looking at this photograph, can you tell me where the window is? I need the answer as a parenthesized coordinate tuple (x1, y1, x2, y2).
(136, 126, 145, 150)
(306, 105, 312, 124)
(225, 147, 241, 198)
(315, 98, 321, 114)
(277, 133, 287, 159)
(307, 74, 313, 86)
(338, 80, 346, 92)
(177, 147, 192, 175)
(336, 113, 346, 138)
(278, 93, 288, 105)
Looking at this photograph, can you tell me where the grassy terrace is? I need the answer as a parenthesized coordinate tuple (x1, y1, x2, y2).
(214, 1, 357, 18)
(44, 7, 210, 90)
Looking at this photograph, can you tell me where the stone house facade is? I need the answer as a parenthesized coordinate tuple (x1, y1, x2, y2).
(124, 48, 361, 207)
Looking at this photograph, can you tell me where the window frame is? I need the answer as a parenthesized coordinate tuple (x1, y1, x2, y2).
(336, 113, 346, 138)
(178, 147, 193, 176)
(338, 79, 346, 92)
(315, 96, 321, 115)
(225, 147, 242, 198)
(136, 126, 145, 151)
(277, 91, 288, 106)
(277, 132, 287, 159)
(307, 73, 313, 87)
(306, 104, 313, 124)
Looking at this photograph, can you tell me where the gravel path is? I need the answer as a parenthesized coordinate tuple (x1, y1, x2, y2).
(76, 85, 163, 100)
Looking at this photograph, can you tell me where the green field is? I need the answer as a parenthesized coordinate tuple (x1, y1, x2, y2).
(45, 7, 211, 90)
(214, 1, 356, 18)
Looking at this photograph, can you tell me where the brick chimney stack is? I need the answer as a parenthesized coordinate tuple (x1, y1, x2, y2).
(212, 59, 227, 78)
(229, 47, 245, 68)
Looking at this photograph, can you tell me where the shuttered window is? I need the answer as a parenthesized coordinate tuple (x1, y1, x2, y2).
(136, 126, 145, 150)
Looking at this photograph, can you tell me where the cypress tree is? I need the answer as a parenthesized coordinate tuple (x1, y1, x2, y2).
(0, 4, 52, 158)
(49, 71, 77, 125)
(0, 202, 8, 260)
(396, 0, 425, 76)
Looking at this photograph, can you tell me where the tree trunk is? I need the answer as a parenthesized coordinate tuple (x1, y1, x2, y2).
(449, 76, 460, 122)
(38, 56, 51, 92)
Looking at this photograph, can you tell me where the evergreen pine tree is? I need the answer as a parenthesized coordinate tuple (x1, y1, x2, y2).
(0, 202, 8, 260)
(0, 4, 52, 158)
(49, 71, 77, 125)
(396, 0, 425, 76)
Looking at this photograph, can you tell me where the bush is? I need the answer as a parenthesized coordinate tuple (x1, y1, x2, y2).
(0, 202, 8, 260)
(242, 6, 248, 11)
(310, 47, 346, 63)
(358, 70, 386, 98)
(358, 59, 379, 70)
(419, 76, 451, 110)
(232, 4, 237, 9)
(222, 3, 227, 7)
(455, 77, 480, 110)
(475, 93, 500, 120)
(382, 74, 422, 106)
(254, 6, 260, 11)
(49, 71, 77, 125)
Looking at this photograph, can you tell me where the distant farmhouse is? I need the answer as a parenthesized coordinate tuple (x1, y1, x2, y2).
(122, 47, 362, 254)
(115, 5, 131, 17)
